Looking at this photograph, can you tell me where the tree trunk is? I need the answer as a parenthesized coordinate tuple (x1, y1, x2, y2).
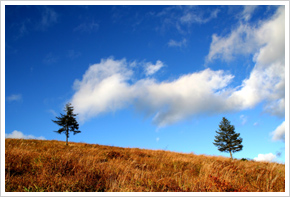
(66, 128, 68, 146)
(230, 150, 232, 160)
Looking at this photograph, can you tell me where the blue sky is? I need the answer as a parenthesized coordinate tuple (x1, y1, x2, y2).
(3, 2, 288, 163)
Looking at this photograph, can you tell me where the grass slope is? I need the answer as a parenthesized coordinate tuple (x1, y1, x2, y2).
(5, 139, 285, 192)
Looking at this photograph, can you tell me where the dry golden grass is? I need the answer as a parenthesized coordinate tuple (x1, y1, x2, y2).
(5, 138, 285, 192)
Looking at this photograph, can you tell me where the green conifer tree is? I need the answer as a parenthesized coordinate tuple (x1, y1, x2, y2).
(52, 103, 81, 146)
(213, 117, 243, 159)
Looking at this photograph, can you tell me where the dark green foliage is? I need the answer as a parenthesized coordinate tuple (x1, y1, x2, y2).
(213, 117, 243, 159)
(52, 103, 81, 145)
(241, 158, 253, 162)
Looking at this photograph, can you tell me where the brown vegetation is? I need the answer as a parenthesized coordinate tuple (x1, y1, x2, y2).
(5, 139, 285, 192)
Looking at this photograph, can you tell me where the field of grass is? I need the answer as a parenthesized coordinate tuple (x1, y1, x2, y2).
(5, 138, 285, 192)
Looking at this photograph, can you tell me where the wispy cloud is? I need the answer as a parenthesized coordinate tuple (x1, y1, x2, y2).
(7, 94, 22, 102)
(48, 109, 57, 117)
(74, 20, 99, 33)
(37, 6, 58, 31)
(180, 7, 219, 25)
(206, 24, 258, 63)
(43, 52, 58, 64)
(168, 38, 187, 48)
(155, 6, 220, 34)
(240, 5, 259, 21)
(144, 60, 165, 76)
(12, 19, 31, 39)
(240, 115, 247, 125)
(5, 130, 45, 140)
(8, 6, 58, 39)
(67, 50, 82, 60)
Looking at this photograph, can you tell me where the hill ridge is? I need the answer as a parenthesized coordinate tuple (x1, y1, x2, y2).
(5, 138, 285, 192)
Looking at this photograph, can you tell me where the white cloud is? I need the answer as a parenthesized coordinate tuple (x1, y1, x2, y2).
(271, 121, 285, 142)
(206, 24, 258, 63)
(144, 60, 164, 76)
(208, 6, 285, 117)
(71, 57, 234, 126)
(207, 6, 284, 63)
(7, 94, 22, 102)
(70, 7, 285, 127)
(254, 153, 277, 162)
(168, 38, 187, 47)
(5, 130, 45, 140)
(156, 137, 160, 142)
(71, 58, 135, 122)
(138, 68, 234, 127)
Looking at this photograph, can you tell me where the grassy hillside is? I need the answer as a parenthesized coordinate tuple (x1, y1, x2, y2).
(5, 139, 285, 192)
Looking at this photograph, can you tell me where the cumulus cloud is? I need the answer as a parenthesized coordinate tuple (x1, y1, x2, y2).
(5, 130, 45, 140)
(271, 121, 285, 142)
(71, 58, 135, 122)
(70, 6, 285, 127)
(254, 153, 277, 162)
(207, 6, 284, 63)
(71, 57, 234, 126)
(137, 69, 234, 127)
(208, 6, 285, 117)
